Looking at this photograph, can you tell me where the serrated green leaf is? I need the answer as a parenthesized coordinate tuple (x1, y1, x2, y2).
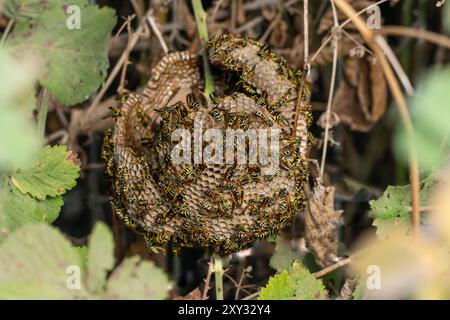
(259, 263, 326, 300)
(3, 0, 55, 19)
(103, 256, 170, 300)
(258, 270, 295, 300)
(270, 237, 305, 272)
(11, 145, 80, 200)
(0, 181, 63, 243)
(7, 1, 116, 105)
(370, 183, 432, 238)
(0, 223, 88, 299)
(87, 222, 114, 293)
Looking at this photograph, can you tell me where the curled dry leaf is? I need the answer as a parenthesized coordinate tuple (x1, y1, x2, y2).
(173, 287, 202, 300)
(305, 184, 343, 268)
(332, 55, 388, 132)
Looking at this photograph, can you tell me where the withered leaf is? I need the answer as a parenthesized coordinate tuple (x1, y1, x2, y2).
(332, 55, 387, 132)
(305, 184, 343, 268)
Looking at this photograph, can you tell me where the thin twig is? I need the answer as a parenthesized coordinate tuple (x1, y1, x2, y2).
(1, 19, 15, 47)
(314, 257, 352, 278)
(192, 0, 215, 105)
(375, 36, 414, 96)
(377, 25, 450, 51)
(319, 0, 339, 178)
(202, 259, 214, 300)
(332, 0, 421, 237)
(118, 16, 136, 94)
(309, 0, 388, 65)
(304, 0, 309, 69)
(242, 290, 260, 300)
(37, 89, 50, 140)
(147, 13, 169, 54)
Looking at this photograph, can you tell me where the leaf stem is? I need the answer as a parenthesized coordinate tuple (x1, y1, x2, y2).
(213, 253, 224, 300)
(37, 89, 50, 140)
(1, 19, 15, 47)
(191, 0, 214, 106)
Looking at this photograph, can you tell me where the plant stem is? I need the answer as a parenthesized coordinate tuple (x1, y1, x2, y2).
(213, 253, 224, 300)
(191, 0, 214, 106)
(37, 89, 50, 140)
(1, 19, 15, 47)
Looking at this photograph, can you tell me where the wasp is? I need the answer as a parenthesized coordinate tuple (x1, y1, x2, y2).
(210, 92, 221, 104)
(209, 234, 221, 246)
(274, 113, 288, 126)
(224, 57, 237, 70)
(254, 95, 267, 107)
(179, 166, 195, 182)
(253, 111, 264, 119)
(279, 188, 288, 198)
(202, 202, 214, 212)
(210, 109, 223, 122)
(257, 43, 270, 60)
(155, 231, 171, 244)
(241, 64, 256, 79)
(226, 113, 238, 127)
(241, 82, 257, 95)
(186, 94, 200, 111)
(110, 107, 122, 120)
(231, 91, 241, 99)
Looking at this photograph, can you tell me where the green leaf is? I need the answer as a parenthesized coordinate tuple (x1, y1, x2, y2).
(10, 145, 80, 200)
(258, 270, 295, 300)
(369, 182, 432, 238)
(270, 237, 305, 272)
(0, 181, 63, 243)
(258, 263, 326, 300)
(3, 0, 55, 19)
(7, 1, 116, 105)
(103, 256, 170, 300)
(0, 223, 171, 299)
(0, 223, 88, 299)
(87, 222, 114, 293)
(0, 49, 40, 169)
(74, 246, 89, 269)
(395, 67, 450, 172)
(352, 281, 364, 300)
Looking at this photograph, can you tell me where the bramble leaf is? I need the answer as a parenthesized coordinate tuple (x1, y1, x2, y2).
(102, 256, 170, 300)
(369, 182, 432, 238)
(259, 263, 327, 300)
(86, 222, 114, 293)
(0, 182, 63, 243)
(270, 237, 305, 272)
(0, 223, 170, 299)
(7, 1, 116, 105)
(0, 223, 87, 299)
(11, 145, 80, 200)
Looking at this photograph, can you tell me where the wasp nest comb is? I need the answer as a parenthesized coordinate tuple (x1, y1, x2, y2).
(102, 34, 312, 254)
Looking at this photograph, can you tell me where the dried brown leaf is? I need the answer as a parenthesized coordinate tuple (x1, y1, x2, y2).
(305, 184, 343, 268)
(332, 56, 387, 132)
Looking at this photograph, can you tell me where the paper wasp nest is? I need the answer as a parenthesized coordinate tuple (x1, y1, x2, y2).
(102, 34, 312, 254)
